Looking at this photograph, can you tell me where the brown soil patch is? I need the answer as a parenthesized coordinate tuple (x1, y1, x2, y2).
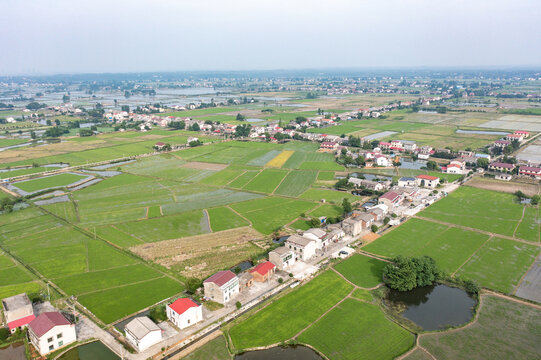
(129, 227, 263, 278)
(466, 176, 539, 197)
(137, 134, 166, 140)
(362, 232, 381, 243)
(181, 161, 228, 171)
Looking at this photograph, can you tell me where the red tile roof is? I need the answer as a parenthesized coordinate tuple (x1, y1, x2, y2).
(204, 270, 236, 287)
(8, 314, 35, 331)
(155, 142, 165, 146)
(489, 162, 515, 169)
(29, 312, 71, 338)
(250, 261, 276, 276)
(168, 298, 199, 315)
(416, 174, 439, 181)
(380, 191, 401, 202)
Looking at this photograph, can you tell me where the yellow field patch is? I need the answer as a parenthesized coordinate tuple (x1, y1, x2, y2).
(266, 150, 294, 168)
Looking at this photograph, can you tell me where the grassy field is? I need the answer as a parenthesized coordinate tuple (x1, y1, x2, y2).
(228, 271, 353, 350)
(419, 295, 541, 359)
(273, 170, 317, 197)
(421, 187, 525, 238)
(299, 299, 415, 360)
(207, 206, 249, 231)
(300, 188, 359, 203)
(13, 173, 87, 192)
(182, 335, 232, 360)
(334, 254, 387, 288)
(243, 168, 288, 193)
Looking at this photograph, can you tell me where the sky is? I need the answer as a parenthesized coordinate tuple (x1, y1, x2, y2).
(1, 0, 540, 75)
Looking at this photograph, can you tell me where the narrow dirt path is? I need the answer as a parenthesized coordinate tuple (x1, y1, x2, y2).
(357, 249, 392, 263)
(225, 205, 253, 226)
(483, 290, 541, 310)
(203, 209, 213, 232)
(451, 235, 493, 276)
(330, 267, 385, 291)
(513, 206, 527, 238)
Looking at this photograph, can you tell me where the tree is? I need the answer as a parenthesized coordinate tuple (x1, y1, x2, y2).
(342, 198, 352, 214)
(476, 158, 489, 169)
(189, 139, 203, 147)
(295, 116, 307, 124)
(148, 305, 167, 323)
(307, 217, 321, 228)
(382, 256, 440, 291)
(334, 178, 351, 190)
(0, 327, 10, 341)
(371, 224, 378, 233)
(121, 105, 130, 112)
(185, 278, 202, 294)
(79, 129, 93, 137)
(236, 113, 246, 121)
(531, 195, 540, 205)
(234, 124, 251, 138)
(348, 136, 361, 148)
(189, 123, 200, 131)
(514, 191, 526, 201)
(426, 160, 438, 171)
(170, 121, 185, 130)
(26, 102, 45, 110)
(62, 94, 70, 103)
(30, 131, 36, 139)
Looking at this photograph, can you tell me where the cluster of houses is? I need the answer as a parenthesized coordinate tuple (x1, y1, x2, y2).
(487, 161, 541, 181)
(492, 130, 530, 149)
(1, 293, 76, 356)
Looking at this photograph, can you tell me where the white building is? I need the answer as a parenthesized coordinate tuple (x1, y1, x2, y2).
(124, 316, 162, 352)
(285, 235, 317, 261)
(166, 298, 203, 329)
(269, 246, 296, 270)
(374, 155, 390, 167)
(28, 312, 76, 355)
(303, 228, 329, 249)
(203, 271, 239, 304)
(397, 177, 416, 187)
(2, 293, 35, 333)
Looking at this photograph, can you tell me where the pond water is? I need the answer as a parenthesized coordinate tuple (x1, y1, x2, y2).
(456, 129, 509, 135)
(273, 235, 289, 244)
(246, 118, 266, 123)
(0, 342, 26, 360)
(91, 160, 135, 170)
(399, 158, 428, 170)
(235, 346, 323, 360)
(363, 131, 398, 141)
(231, 260, 254, 272)
(350, 173, 393, 182)
(57, 341, 119, 360)
(387, 284, 476, 331)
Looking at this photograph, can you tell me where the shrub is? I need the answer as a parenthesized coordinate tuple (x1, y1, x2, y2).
(278, 278, 283, 284)
(148, 305, 167, 323)
(185, 278, 202, 294)
(236, 301, 242, 310)
(0, 327, 10, 341)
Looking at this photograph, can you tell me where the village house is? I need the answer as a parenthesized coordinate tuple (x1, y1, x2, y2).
(505, 133, 523, 142)
(369, 207, 385, 222)
(494, 139, 511, 148)
(249, 261, 276, 282)
(28, 312, 76, 356)
(238, 273, 254, 292)
(415, 174, 440, 188)
(303, 228, 330, 249)
(269, 246, 296, 270)
(379, 142, 391, 151)
(444, 159, 466, 174)
(285, 235, 317, 261)
(166, 298, 203, 329)
(342, 217, 363, 236)
(378, 191, 404, 210)
(495, 173, 513, 181)
(514, 130, 529, 138)
(124, 316, 162, 352)
(398, 177, 416, 187)
(519, 166, 541, 179)
(203, 270, 239, 304)
(154, 142, 166, 150)
(374, 154, 391, 167)
(489, 162, 515, 172)
(326, 227, 345, 241)
(357, 212, 374, 228)
(2, 293, 35, 333)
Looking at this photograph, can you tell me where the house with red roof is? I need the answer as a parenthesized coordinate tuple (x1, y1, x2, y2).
(505, 133, 524, 142)
(28, 312, 76, 355)
(166, 298, 203, 329)
(488, 162, 515, 172)
(249, 261, 276, 282)
(494, 139, 511, 148)
(519, 166, 541, 179)
(320, 141, 338, 151)
(2, 293, 35, 334)
(415, 174, 440, 188)
(378, 191, 404, 210)
(514, 130, 529, 138)
(203, 270, 239, 304)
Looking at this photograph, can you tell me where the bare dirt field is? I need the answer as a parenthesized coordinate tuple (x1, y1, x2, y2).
(515, 254, 541, 303)
(466, 176, 539, 197)
(181, 162, 228, 171)
(129, 227, 263, 278)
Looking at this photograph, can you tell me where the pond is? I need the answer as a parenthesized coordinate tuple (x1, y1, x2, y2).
(350, 173, 393, 182)
(273, 235, 289, 244)
(0, 342, 26, 360)
(58, 341, 120, 360)
(399, 158, 428, 170)
(387, 284, 476, 331)
(456, 129, 509, 135)
(231, 260, 254, 272)
(235, 345, 323, 360)
(363, 131, 398, 141)
(246, 118, 266, 123)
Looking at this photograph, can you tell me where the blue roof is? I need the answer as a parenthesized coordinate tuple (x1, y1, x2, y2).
(475, 153, 490, 158)
(399, 177, 416, 181)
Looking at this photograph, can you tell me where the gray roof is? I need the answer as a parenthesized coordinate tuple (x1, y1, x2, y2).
(270, 246, 292, 255)
(399, 177, 416, 181)
(125, 317, 161, 340)
(304, 228, 326, 238)
(357, 213, 374, 222)
(2, 293, 31, 311)
(286, 235, 315, 247)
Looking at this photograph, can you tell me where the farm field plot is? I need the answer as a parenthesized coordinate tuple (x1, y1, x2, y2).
(308, 204, 343, 218)
(0, 265, 34, 287)
(289, 218, 312, 230)
(0, 166, 48, 179)
(0, 281, 44, 300)
(299, 299, 414, 360)
(228, 170, 261, 189)
(231, 197, 316, 234)
(419, 295, 541, 360)
(228, 271, 353, 350)
(121, 154, 212, 181)
(266, 150, 294, 168)
(77, 276, 183, 324)
(13, 173, 87, 193)
(162, 189, 263, 215)
(515, 207, 540, 242)
(300, 188, 358, 203)
(246, 150, 281, 167)
(242, 168, 289, 193)
(362, 219, 490, 274)
(147, 205, 161, 218)
(456, 236, 539, 294)
(317, 171, 335, 181)
(207, 207, 249, 231)
(94, 225, 143, 248)
(466, 176, 540, 197)
(282, 151, 307, 169)
(299, 160, 344, 171)
(182, 335, 232, 360)
(274, 170, 317, 197)
(130, 227, 262, 278)
(199, 167, 246, 186)
(41, 200, 79, 223)
(114, 210, 210, 243)
(334, 254, 387, 288)
(421, 187, 525, 238)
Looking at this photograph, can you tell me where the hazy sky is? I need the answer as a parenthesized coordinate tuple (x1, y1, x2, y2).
(1, 0, 540, 75)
